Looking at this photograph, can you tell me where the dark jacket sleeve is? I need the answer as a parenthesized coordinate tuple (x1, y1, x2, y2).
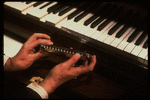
(10, 87, 42, 99)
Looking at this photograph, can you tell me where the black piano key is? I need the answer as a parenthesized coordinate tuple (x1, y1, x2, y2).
(103, 4, 118, 18)
(108, 23, 121, 35)
(84, 2, 111, 26)
(127, 29, 140, 43)
(111, 6, 124, 19)
(74, 2, 96, 22)
(115, 11, 141, 38)
(91, 4, 116, 29)
(98, 5, 117, 31)
(143, 39, 148, 49)
(106, 7, 124, 35)
(53, 5, 67, 14)
(115, 25, 129, 38)
(74, 11, 89, 22)
(97, 19, 111, 31)
(91, 17, 105, 28)
(39, 2, 53, 9)
(33, 1, 44, 7)
(47, 3, 60, 14)
(67, 10, 83, 20)
(135, 32, 147, 46)
(84, 15, 98, 26)
(67, 2, 88, 20)
(26, 1, 32, 4)
(59, 6, 73, 16)
(121, 10, 134, 23)
(88, 2, 102, 12)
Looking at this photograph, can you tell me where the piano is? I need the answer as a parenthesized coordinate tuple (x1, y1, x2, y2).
(4, 1, 148, 98)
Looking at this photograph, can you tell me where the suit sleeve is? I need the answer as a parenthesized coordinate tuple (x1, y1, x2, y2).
(10, 86, 42, 98)
(10, 83, 48, 98)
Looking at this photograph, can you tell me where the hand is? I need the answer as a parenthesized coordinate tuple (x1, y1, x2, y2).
(5, 33, 53, 71)
(40, 53, 96, 94)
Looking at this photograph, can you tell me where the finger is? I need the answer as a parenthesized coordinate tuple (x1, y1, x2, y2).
(69, 65, 91, 76)
(64, 53, 81, 68)
(32, 51, 49, 60)
(88, 55, 96, 69)
(31, 39, 53, 48)
(28, 33, 51, 41)
(83, 60, 88, 66)
(68, 55, 96, 76)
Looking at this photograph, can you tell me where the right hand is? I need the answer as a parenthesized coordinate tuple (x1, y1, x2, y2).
(40, 53, 96, 94)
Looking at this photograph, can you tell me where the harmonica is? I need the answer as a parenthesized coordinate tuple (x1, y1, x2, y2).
(40, 44, 93, 60)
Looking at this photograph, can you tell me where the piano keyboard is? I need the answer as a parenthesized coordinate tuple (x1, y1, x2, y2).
(4, 2, 148, 64)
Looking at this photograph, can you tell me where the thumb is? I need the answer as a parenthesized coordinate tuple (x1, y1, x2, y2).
(64, 53, 81, 67)
(32, 51, 49, 60)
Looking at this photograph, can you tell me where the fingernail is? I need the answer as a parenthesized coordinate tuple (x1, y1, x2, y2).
(75, 53, 81, 58)
(48, 42, 53, 45)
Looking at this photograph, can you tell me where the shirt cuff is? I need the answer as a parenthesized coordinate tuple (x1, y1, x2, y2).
(4, 54, 9, 66)
(27, 83, 48, 99)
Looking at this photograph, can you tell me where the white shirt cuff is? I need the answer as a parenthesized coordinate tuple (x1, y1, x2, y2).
(27, 83, 48, 99)
(4, 54, 9, 66)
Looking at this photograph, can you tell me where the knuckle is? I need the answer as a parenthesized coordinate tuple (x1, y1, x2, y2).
(68, 72, 76, 78)
(90, 66, 94, 71)
(33, 33, 38, 36)
(61, 63, 67, 67)
(37, 39, 41, 43)
(23, 43, 28, 49)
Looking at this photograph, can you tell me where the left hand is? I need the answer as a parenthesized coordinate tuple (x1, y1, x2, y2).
(7, 33, 53, 71)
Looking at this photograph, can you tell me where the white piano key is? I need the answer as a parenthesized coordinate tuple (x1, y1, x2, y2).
(138, 48, 148, 59)
(110, 27, 132, 47)
(55, 18, 68, 28)
(97, 21, 116, 42)
(4, 2, 37, 12)
(30, 2, 58, 19)
(41, 6, 69, 23)
(124, 43, 135, 53)
(145, 55, 148, 60)
(131, 46, 143, 56)
(63, 17, 76, 28)
(131, 34, 148, 56)
(77, 16, 104, 35)
(124, 31, 143, 53)
(84, 19, 106, 37)
(84, 18, 108, 37)
(104, 24, 124, 45)
(72, 15, 100, 34)
(45, 13, 60, 23)
(117, 28, 135, 50)
(85, 27, 97, 37)
(79, 19, 106, 35)
(66, 11, 86, 30)
(22, 2, 49, 15)
(63, 11, 85, 29)
(55, 8, 77, 28)
(71, 13, 94, 32)
(54, 7, 76, 23)
(76, 24, 90, 35)
(91, 21, 114, 40)
(91, 31, 102, 39)
(61, 13, 83, 28)
(70, 14, 95, 33)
